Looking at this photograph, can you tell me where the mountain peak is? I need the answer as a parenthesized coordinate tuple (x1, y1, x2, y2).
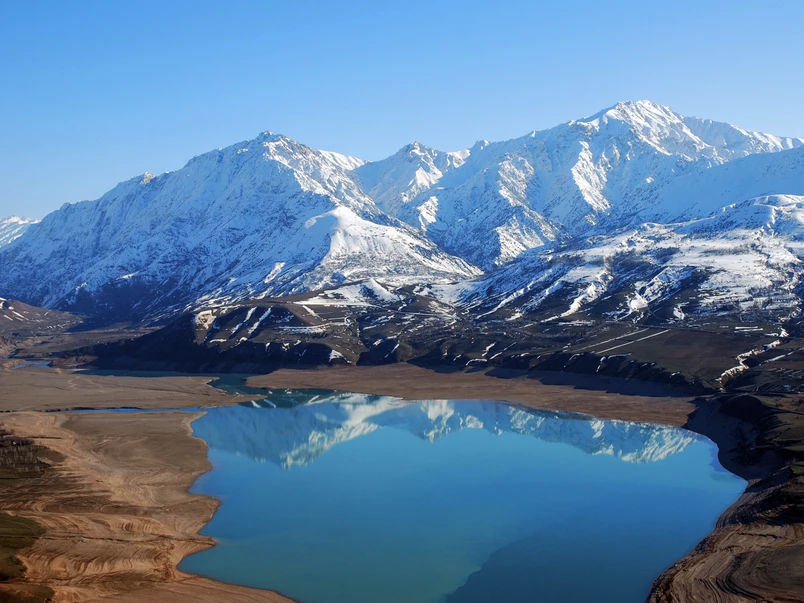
(580, 99, 682, 128)
(611, 99, 670, 112)
(395, 140, 433, 157)
(2, 102, 802, 323)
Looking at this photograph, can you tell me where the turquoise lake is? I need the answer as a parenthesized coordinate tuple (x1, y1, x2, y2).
(180, 391, 745, 603)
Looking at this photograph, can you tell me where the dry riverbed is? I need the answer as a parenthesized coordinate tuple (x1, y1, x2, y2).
(0, 364, 801, 602)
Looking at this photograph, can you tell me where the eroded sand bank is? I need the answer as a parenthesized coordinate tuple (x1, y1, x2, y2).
(0, 368, 293, 602)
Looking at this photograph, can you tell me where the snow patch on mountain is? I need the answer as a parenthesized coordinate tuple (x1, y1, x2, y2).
(1, 101, 802, 323)
(470, 195, 804, 323)
(0, 217, 38, 248)
(642, 145, 804, 223)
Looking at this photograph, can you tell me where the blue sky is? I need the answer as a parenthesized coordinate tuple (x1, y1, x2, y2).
(2, 0, 803, 218)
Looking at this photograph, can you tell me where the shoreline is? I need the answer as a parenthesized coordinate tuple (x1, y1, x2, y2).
(253, 365, 804, 603)
(0, 368, 294, 603)
(0, 365, 801, 602)
(0, 410, 295, 603)
(247, 364, 696, 426)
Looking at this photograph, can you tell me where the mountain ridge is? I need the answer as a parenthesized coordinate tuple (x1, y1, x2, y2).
(1, 100, 802, 324)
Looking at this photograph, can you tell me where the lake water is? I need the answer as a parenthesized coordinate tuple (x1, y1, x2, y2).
(180, 391, 745, 603)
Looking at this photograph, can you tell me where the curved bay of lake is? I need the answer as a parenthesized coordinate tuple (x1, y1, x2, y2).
(180, 390, 744, 603)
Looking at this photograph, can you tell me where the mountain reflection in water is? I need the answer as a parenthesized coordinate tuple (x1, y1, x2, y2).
(192, 392, 696, 468)
(182, 390, 743, 603)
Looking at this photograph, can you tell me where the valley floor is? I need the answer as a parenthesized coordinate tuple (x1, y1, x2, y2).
(0, 365, 801, 602)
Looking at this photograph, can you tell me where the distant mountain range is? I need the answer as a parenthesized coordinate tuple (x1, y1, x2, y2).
(1, 100, 802, 325)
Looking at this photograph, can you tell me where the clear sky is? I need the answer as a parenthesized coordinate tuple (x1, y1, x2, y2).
(2, 0, 803, 218)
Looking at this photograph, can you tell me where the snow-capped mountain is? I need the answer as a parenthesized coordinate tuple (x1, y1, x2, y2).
(461, 137, 804, 323)
(0, 132, 477, 320)
(191, 395, 696, 468)
(354, 141, 468, 221)
(0, 216, 38, 248)
(355, 100, 802, 269)
(467, 193, 804, 323)
(638, 144, 804, 223)
(0, 101, 802, 323)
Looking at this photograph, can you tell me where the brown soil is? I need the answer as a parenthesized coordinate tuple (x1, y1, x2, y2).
(0, 367, 249, 412)
(0, 368, 292, 603)
(247, 364, 695, 425)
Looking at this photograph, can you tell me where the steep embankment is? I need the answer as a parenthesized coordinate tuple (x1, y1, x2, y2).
(650, 394, 804, 602)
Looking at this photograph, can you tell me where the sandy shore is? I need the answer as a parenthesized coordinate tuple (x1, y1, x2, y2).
(0, 368, 293, 603)
(248, 364, 695, 425)
(0, 367, 251, 412)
